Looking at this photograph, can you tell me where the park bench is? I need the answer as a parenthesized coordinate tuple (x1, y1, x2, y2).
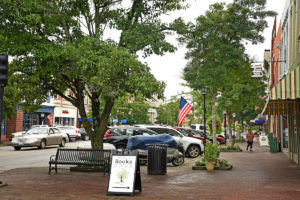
(49, 148, 112, 176)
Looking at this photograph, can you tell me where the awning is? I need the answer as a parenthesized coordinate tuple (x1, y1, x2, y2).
(35, 106, 55, 114)
(263, 65, 300, 115)
(78, 118, 93, 122)
(270, 65, 300, 100)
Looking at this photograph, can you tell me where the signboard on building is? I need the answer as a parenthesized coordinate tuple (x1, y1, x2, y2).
(251, 63, 263, 78)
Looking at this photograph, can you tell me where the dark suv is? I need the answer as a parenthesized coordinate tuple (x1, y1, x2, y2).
(103, 126, 157, 149)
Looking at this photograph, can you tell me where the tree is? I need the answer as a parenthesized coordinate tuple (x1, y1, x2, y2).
(111, 93, 151, 125)
(0, 0, 187, 149)
(156, 97, 179, 125)
(180, 1, 275, 145)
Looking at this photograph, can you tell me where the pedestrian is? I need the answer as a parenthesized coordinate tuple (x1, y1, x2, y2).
(246, 129, 254, 151)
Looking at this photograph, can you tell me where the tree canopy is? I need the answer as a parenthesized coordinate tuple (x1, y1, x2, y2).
(0, 0, 188, 149)
(180, 1, 275, 144)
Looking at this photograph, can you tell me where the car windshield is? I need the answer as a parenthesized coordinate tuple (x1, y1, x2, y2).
(189, 130, 202, 137)
(26, 128, 48, 135)
(177, 129, 189, 137)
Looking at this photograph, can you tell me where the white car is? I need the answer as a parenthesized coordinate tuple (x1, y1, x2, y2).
(77, 141, 116, 150)
(55, 125, 81, 142)
(135, 125, 204, 158)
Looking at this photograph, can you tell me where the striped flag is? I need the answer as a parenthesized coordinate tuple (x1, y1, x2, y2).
(177, 97, 192, 126)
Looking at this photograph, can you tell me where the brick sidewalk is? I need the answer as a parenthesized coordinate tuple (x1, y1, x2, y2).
(1, 142, 300, 200)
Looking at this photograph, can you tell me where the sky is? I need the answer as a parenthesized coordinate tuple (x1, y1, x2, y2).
(140, 0, 286, 100)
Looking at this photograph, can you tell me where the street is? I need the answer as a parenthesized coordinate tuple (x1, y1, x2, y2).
(0, 141, 89, 172)
(0, 141, 198, 172)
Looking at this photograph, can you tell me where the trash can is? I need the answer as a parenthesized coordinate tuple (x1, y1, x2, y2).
(269, 133, 277, 153)
(147, 144, 167, 175)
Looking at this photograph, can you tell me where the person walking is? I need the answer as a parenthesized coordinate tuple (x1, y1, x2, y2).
(246, 129, 254, 151)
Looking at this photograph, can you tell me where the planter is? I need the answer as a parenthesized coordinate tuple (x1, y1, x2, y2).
(192, 164, 233, 170)
(70, 166, 104, 172)
(220, 149, 242, 152)
(215, 165, 233, 170)
(205, 162, 215, 171)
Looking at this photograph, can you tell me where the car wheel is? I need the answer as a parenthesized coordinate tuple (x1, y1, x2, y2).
(14, 146, 21, 151)
(83, 135, 89, 141)
(70, 136, 76, 142)
(39, 140, 46, 149)
(115, 144, 126, 150)
(59, 139, 66, 147)
(187, 145, 200, 158)
(171, 156, 184, 166)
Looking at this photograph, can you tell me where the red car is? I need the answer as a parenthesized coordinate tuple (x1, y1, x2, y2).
(174, 127, 225, 145)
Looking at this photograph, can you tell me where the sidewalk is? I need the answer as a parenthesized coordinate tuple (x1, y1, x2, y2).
(1, 142, 300, 200)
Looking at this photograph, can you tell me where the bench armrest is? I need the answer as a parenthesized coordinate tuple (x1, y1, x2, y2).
(49, 155, 56, 162)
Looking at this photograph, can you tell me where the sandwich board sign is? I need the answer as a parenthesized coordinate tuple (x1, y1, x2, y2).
(107, 150, 142, 196)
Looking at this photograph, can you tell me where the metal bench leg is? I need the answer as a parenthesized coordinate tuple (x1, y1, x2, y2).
(49, 163, 52, 175)
(55, 164, 58, 173)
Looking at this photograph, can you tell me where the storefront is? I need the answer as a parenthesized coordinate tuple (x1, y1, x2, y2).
(54, 107, 77, 127)
(23, 106, 54, 131)
(263, 66, 300, 165)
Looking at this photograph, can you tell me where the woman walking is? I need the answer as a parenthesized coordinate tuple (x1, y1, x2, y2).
(246, 129, 254, 151)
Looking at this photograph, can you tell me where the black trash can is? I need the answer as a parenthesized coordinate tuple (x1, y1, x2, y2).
(147, 144, 167, 175)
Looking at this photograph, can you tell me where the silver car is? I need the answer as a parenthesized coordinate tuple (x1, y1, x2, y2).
(11, 127, 69, 151)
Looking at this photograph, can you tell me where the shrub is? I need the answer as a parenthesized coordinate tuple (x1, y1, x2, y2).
(195, 158, 205, 166)
(216, 159, 230, 167)
(204, 142, 220, 163)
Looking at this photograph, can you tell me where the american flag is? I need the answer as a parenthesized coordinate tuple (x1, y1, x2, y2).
(177, 97, 192, 126)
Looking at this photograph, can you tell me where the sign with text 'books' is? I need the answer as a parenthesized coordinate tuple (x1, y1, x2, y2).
(107, 151, 141, 196)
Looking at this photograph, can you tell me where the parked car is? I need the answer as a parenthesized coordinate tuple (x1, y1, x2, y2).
(11, 127, 69, 151)
(103, 126, 158, 149)
(135, 125, 204, 158)
(127, 134, 185, 166)
(11, 125, 49, 139)
(79, 128, 90, 141)
(77, 141, 116, 150)
(104, 126, 158, 138)
(55, 125, 81, 142)
(175, 127, 211, 143)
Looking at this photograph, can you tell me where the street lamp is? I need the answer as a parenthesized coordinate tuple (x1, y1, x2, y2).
(223, 111, 227, 145)
(232, 113, 236, 143)
(201, 88, 207, 146)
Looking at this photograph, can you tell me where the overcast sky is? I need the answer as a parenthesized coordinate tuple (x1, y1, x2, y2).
(140, 0, 285, 100)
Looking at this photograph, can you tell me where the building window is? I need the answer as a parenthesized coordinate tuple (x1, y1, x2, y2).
(23, 114, 39, 131)
(55, 117, 74, 126)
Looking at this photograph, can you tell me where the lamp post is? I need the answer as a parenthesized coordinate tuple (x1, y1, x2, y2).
(232, 113, 236, 143)
(223, 111, 227, 145)
(201, 88, 207, 146)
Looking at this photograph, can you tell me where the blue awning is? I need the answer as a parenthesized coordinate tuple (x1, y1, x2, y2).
(255, 120, 265, 124)
(78, 118, 93, 122)
(35, 106, 55, 114)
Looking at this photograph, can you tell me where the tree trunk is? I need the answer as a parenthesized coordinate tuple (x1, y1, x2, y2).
(91, 100, 115, 149)
(236, 120, 240, 140)
(212, 88, 217, 145)
(227, 110, 233, 146)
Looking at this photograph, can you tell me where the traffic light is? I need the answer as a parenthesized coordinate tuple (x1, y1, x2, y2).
(0, 54, 8, 85)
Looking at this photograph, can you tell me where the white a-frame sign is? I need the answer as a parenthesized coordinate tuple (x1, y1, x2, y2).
(107, 150, 142, 196)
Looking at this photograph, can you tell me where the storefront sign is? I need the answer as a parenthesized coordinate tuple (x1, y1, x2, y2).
(107, 152, 141, 196)
(62, 110, 69, 114)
